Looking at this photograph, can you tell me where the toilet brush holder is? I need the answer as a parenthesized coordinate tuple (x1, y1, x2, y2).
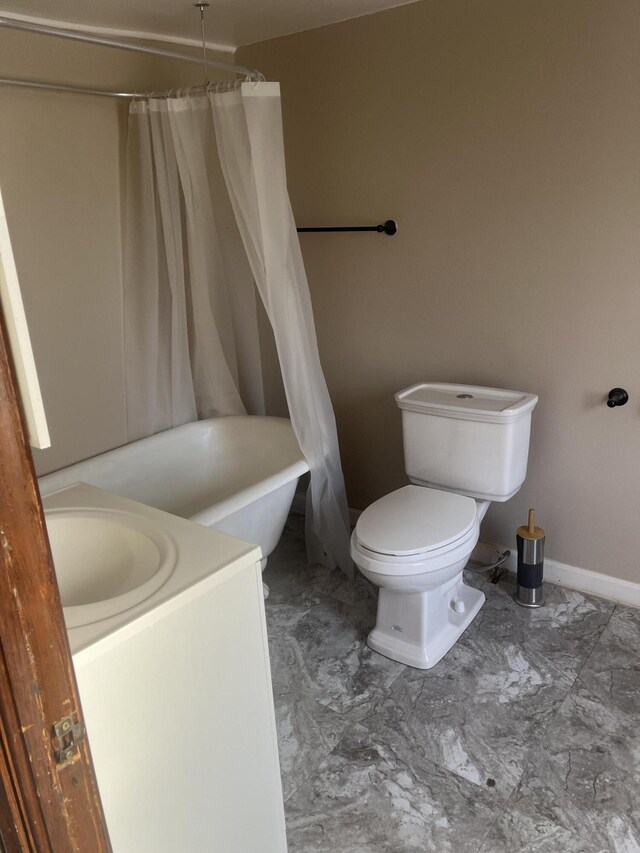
(514, 508, 545, 608)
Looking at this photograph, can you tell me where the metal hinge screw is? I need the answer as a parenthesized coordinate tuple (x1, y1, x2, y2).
(53, 714, 84, 766)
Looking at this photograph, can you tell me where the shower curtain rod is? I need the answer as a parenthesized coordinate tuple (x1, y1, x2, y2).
(0, 75, 250, 100)
(0, 15, 264, 100)
(0, 76, 138, 99)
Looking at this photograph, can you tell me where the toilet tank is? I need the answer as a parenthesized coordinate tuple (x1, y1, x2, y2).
(395, 383, 538, 501)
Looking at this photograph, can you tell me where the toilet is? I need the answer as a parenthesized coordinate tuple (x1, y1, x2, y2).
(351, 382, 538, 669)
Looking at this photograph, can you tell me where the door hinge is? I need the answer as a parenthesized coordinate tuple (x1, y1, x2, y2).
(53, 714, 84, 766)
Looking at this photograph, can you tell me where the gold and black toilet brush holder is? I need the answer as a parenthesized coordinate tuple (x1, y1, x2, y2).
(514, 509, 545, 608)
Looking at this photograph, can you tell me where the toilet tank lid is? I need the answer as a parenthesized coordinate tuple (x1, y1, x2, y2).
(395, 383, 538, 423)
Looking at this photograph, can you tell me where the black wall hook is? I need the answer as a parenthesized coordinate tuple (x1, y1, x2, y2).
(607, 388, 629, 408)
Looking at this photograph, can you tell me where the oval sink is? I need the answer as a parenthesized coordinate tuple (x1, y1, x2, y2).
(45, 507, 177, 628)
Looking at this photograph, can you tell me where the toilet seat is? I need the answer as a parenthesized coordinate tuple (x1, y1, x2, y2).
(352, 523, 479, 577)
(355, 485, 477, 558)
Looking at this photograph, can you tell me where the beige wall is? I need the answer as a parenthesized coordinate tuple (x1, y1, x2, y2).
(239, 0, 640, 582)
(0, 29, 231, 475)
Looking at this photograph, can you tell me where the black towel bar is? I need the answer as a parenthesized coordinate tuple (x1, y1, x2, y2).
(296, 219, 397, 236)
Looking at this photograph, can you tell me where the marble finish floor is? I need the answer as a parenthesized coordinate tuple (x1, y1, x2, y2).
(264, 516, 640, 853)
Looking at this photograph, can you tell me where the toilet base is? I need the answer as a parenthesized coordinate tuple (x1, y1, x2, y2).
(367, 574, 485, 669)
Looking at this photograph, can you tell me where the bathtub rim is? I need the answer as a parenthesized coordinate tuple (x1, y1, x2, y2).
(38, 415, 310, 506)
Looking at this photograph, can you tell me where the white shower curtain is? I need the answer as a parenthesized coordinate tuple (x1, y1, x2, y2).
(124, 94, 264, 438)
(124, 82, 352, 574)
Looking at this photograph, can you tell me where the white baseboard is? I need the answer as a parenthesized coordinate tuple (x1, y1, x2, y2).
(496, 544, 640, 609)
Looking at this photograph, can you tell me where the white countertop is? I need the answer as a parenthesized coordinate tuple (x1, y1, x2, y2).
(43, 483, 262, 661)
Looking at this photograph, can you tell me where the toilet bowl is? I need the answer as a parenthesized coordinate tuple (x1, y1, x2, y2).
(351, 485, 488, 669)
(352, 382, 538, 670)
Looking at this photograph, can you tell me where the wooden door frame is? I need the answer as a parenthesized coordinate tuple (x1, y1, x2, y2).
(0, 305, 111, 851)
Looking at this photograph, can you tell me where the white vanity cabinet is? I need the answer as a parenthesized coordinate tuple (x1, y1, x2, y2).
(44, 484, 287, 853)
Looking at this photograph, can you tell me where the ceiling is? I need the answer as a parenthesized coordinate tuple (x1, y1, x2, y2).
(0, 0, 418, 50)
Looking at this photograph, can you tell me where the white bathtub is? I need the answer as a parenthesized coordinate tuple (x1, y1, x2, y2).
(38, 416, 309, 570)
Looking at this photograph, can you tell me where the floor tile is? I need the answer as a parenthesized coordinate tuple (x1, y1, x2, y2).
(265, 524, 403, 800)
(480, 605, 640, 852)
(361, 628, 572, 800)
(479, 803, 611, 853)
(267, 599, 353, 799)
(573, 604, 640, 714)
(266, 594, 405, 722)
(274, 692, 351, 801)
(481, 688, 640, 852)
(467, 573, 615, 682)
(285, 723, 497, 853)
